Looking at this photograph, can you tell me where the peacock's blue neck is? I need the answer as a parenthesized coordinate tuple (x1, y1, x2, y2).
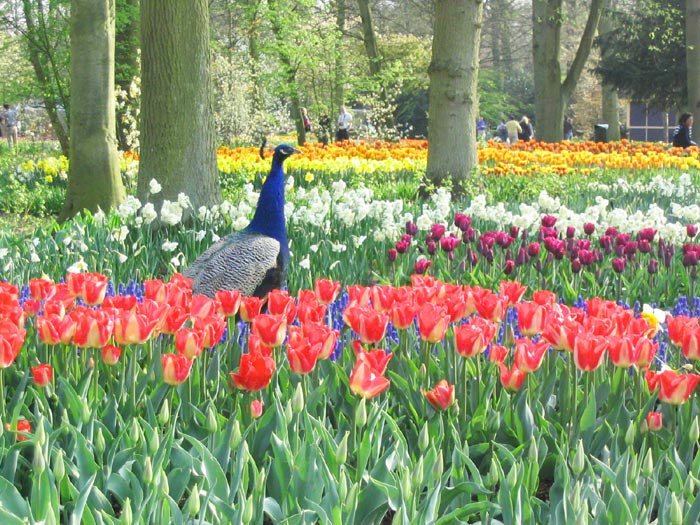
(247, 156, 289, 259)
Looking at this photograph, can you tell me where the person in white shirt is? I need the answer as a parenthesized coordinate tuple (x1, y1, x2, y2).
(336, 105, 353, 141)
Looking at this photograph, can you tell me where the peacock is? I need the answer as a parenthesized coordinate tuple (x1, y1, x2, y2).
(183, 142, 300, 298)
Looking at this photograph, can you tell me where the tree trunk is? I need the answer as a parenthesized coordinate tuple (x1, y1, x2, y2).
(533, 0, 603, 142)
(357, 0, 381, 76)
(600, 0, 620, 140)
(21, 0, 70, 156)
(137, 0, 221, 213)
(687, 0, 700, 139)
(426, 0, 483, 192)
(61, 0, 125, 222)
(333, 0, 346, 111)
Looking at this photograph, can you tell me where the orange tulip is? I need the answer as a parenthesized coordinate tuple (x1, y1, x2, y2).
(656, 370, 700, 405)
(239, 296, 265, 322)
(644, 411, 662, 432)
(175, 328, 205, 360)
(102, 344, 122, 365)
(0, 320, 25, 368)
(113, 310, 158, 346)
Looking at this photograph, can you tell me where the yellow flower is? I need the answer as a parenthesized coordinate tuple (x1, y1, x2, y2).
(304, 172, 314, 183)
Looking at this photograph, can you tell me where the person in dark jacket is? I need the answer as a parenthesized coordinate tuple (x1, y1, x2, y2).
(672, 113, 697, 147)
(518, 116, 534, 141)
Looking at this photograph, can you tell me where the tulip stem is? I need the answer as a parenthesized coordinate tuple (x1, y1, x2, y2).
(0, 369, 4, 418)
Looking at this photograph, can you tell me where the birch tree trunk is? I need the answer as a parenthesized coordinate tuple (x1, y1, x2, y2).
(426, 0, 483, 191)
(61, 0, 125, 221)
(137, 0, 220, 212)
(532, 0, 603, 142)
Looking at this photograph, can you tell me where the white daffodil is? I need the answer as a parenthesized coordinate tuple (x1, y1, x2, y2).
(162, 240, 178, 252)
(67, 259, 89, 273)
(149, 179, 162, 194)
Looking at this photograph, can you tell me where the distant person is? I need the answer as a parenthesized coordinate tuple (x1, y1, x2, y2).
(518, 116, 534, 141)
(2, 104, 19, 149)
(563, 116, 574, 140)
(336, 105, 353, 141)
(496, 120, 508, 143)
(505, 116, 522, 145)
(318, 114, 332, 145)
(672, 112, 696, 148)
(301, 107, 311, 133)
(476, 116, 487, 138)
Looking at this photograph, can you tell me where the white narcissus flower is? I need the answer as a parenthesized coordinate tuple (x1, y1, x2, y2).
(332, 243, 347, 253)
(149, 179, 162, 194)
(93, 208, 106, 224)
(0, 248, 8, 258)
(299, 255, 311, 269)
(352, 236, 367, 248)
(211, 233, 220, 243)
(117, 253, 128, 264)
(161, 200, 183, 226)
(67, 259, 88, 273)
(30, 252, 40, 263)
(162, 240, 178, 252)
(195, 230, 207, 242)
(177, 192, 192, 209)
(112, 226, 129, 242)
(140, 202, 157, 224)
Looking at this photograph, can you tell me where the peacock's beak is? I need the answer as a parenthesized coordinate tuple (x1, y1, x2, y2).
(291, 147, 301, 154)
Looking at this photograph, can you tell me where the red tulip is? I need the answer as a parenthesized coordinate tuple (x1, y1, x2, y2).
(682, 326, 700, 361)
(370, 285, 395, 312)
(113, 310, 158, 345)
(103, 294, 139, 311)
(344, 305, 389, 345)
(474, 290, 507, 323)
(29, 278, 55, 301)
(287, 333, 322, 374)
(635, 337, 658, 370)
(81, 272, 109, 305)
(161, 353, 193, 385)
(161, 306, 190, 334)
(345, 284, 371, 309)
(314, 278, 342, 305)
(607, 336, 639, 369)
(657, 370, 700, 405)
(230, 352, 275, 391)
(498, 362, 527, 391)
(301, 322, 339, 360)
(22, 299, 41, 317)
(247, 333, 272, 357)
(297, 300, 327, 325)
(175, 328, 205, 359)
(0, 320, 26, 368)
(389, 302, 417, 330)
(193, 316, 226, 348)
(32, 363, 53, 387)
(541, 316, 580, 352)
(5, 419, 31, 441)
(422, 379, 455, 411)
(454, 317, 497, 358)
(499, 280, 527, 306)
(644, 411, 663, 432)
(72, 308, 113, 348)
(250, 399, 264, 419)
(251, 314, 287, 348)
(190, 295, 218, 320)
(516, 301, 548, 336)
(489, 344, 509, 362)
(239, 296, 265, 322)
(667, 315, 698, 346)
(144, 279, 167, 303)
(102, 344, 122, 365)
(267, 290, 297, 324)
(513, 337, 550, 373)
(573, 333, 608, 372)
(351, 341, 392, 375)
(349, 353, 390, 399)
(417, 303, 450, 343)
(36, 314, 63, 345)
(215, 289, 242, 317)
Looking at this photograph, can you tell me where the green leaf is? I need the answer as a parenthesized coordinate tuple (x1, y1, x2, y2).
(0, 476, 31, 519)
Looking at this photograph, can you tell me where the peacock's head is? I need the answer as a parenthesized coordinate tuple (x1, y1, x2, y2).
(272, 144, 301, 162)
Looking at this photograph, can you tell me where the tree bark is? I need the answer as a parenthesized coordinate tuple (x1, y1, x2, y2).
(334, 0, 347, 111)
(137, 0, 221, 213)
(426, 0, 483, 191)
(357, 0, 381, 76)
(687, 0, 700, 139)
(533, 0, 603, 142)
(600, 0, 620, 140)
(61, 0, 125, 222)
